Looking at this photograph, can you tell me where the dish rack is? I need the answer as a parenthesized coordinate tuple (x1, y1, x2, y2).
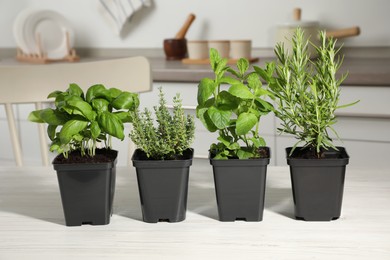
(16, 31, 79, 64)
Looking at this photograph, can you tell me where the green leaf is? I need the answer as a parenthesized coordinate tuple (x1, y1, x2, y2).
(216, 91, 239, 110)
(59, 119, 88, 144)
(217, 135, 232, 147)
(47, 90, 62, 99)
(251, 137, 266, 148)
(197, 78, 216, 105)
(112, 92, 139, 110)
(228, 142, 240, 150)
(228, 83, 254, 99)
(236, 112, 258, 135)
(226, 67, 241, 78)
(215, 58, 228, 78)
(196, 99, 217, 132)
(237, 148, 254, 159)
(220, 76, 241, 85)
(108, 88, 122, 99)
(54, 92, 69, 110)
(98, 112, 124, 140)
(47, 125, 57, 141)
(201, 110, 218, 132)
(247, 73, 261, 90)
(255, 98, 274, 112)
(73, 133, 84, 142)
(255, 87, 270, 97)
(336, 100, 360, 109)
(90, 121, 101, 139)
(29, 108, 68, 125)
(28, 110, 45, 123)
(92, 98, 110, 112)
(207, 106, 231, 129)
(209, 48, 221, 71)
(114, 111, 132, 123)
(253, 66, 270, 82)
(86, 84, 107, 103)
(237, 58, 249, 76)
(67, 83, 84, 97)
(67, 100, 96, 121)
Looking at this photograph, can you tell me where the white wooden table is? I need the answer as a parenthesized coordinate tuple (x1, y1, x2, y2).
(0, 159, 389, 260)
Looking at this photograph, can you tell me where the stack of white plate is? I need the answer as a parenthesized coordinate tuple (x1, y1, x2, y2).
(13, 9, 75, 59)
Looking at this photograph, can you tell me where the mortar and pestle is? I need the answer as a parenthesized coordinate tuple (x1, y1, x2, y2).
(163, 13, 196, 60)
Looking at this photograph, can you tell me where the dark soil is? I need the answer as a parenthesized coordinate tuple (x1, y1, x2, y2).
(52, 149, 118, 164)
(257, 147, 270, 158)
(134, 149, 193, 161)
(210, 147, 270, 159)
(291, 147, 342, 159)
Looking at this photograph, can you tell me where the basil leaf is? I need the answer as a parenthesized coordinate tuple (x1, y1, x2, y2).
(86, 84, 107, 102)
(67, 83, 84, 97)
(59, 119, 88, 144)
(111, 92, 139, 110)
(98, 112, 124, 140)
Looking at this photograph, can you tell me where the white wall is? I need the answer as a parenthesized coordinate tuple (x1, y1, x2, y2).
(1, 0, 390, 49)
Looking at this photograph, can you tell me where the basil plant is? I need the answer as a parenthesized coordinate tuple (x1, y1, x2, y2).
(196, 48, 273, 159)
(28, 83, 139, 158)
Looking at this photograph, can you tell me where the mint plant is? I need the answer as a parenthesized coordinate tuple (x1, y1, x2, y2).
(28, 83, 139, 158)
(260, 28, 358, 157)
(196, 48, 273, 159)
(129, 87, 195, 160)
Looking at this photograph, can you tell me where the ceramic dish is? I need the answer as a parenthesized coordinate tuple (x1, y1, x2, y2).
(16, 9, 75, 59)
(13, 8, 38, 54)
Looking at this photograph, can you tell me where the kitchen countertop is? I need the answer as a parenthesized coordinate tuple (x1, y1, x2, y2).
(1, 47, 390, 86)
(150, 56, 390, 86)
(1, 160, 389, 259)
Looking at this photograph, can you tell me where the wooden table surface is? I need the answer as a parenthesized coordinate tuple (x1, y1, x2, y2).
(0, 159, 389, 259)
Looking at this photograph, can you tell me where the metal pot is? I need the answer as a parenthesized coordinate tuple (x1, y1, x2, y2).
(276, 8, 360, 57)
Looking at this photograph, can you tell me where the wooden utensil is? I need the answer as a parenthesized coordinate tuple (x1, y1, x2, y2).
(175, 13, 196, 39)
(291, 7, 360, 39)
(164, 13, 196, 60)
(326, 27, 360, 38)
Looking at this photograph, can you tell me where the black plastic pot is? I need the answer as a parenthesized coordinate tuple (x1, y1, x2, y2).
(53, 150, 118, 226)
(210, 147, 270, 222)
(132, 149, 193, 223)
(287, 147, 349, 221)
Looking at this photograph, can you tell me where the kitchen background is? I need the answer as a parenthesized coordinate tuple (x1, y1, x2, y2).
(1, 0, 390, 49)
(1, 0, 390, 167)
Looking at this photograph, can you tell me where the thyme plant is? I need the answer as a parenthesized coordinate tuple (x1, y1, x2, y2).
(262, 28, 358, 157)
(129, 88, 195, 160)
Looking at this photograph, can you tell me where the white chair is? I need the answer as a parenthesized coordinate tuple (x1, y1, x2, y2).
(0, 57, 152, 166)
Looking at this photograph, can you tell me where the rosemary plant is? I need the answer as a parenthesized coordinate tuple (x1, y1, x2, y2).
(130, 88, 195, 160)
(264, 28, 358, 157)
